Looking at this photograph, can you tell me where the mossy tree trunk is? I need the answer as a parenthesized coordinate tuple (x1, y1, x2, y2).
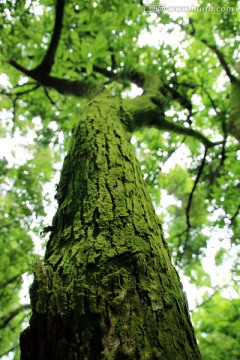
(20, 94, 201, 359)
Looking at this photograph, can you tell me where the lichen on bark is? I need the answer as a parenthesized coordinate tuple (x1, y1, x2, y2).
(20, 94, 201, 359)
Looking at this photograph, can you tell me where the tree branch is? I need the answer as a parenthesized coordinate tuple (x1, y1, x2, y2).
(154, 117, 222, 148)
(93, 65, 116, 79)
(13, 84, 40, 97)
(8, 59, 224, 149)
(44, 88, 56, 105)
(0, 305, 31, 330)
(176, 19, 236, 82)
(1, 85, 39, 98)
(7, 0, 105, 99)
(8, 60, 104, 99)
(33, 0, 65, 74)
(151, 138, 186, 183)
(176, 147, 208, 264)
(0, 273, 22, 289)
(122, 72, 223, 148)
(163, 82, 193, 112)
(0, 346, 18, 359)
(195, 288, 220, 308)
(200, 38, 235, 82)
(202, 87, 228, 167)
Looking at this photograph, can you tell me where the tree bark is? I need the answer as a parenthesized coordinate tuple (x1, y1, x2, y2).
(20, 94, 201, 359)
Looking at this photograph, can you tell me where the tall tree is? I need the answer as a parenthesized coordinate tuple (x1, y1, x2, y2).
(0, 0, 239, 359)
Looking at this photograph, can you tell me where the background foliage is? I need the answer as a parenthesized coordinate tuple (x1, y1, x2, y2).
(0, 0, 239, 358)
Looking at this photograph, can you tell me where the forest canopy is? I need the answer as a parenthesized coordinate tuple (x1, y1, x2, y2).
(0, 0, 239, 359)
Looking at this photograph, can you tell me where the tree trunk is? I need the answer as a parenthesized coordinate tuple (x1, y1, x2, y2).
(20, 94, 201, 359)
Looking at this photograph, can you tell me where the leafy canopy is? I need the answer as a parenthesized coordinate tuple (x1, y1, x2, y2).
(0, 0, 239, 358)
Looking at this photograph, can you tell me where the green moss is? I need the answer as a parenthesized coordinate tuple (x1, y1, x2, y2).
(24, 95, 201, 359)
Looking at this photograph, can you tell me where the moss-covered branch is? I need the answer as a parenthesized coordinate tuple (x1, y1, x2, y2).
(8, 59, 221, 147)
(8, 60, 104, 99)
(153, 118, 222, 148)
(123, 93, 222, 148)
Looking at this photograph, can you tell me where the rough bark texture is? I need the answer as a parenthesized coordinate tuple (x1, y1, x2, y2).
(20, 94, 202, 359)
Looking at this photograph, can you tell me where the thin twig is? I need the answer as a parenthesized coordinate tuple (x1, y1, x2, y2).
(177, 147, 208, 263)
(44, 88, 56, 105)
(0, 272, 24, 289)
(174, 19, 236, 83)
(0, 305, 31, 330)
(201, 39, 235, 82)
(202, 87, 228, 168)
(195, 288, 220, 308)
(151, 138, 186, 183)
(0, 346, 18, 359)
(13, 84, 40, 96)
(0, 215, 28, 231)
